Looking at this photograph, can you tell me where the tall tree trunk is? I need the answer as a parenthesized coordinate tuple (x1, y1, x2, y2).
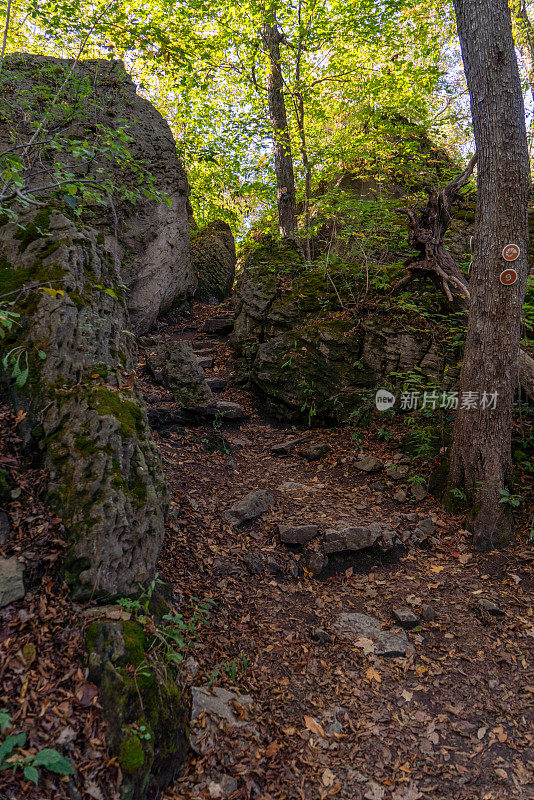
(261, 13, 298, 240)
(448, 0, 530, 550)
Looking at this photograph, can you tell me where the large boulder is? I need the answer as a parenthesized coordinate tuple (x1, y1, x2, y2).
(0, 53, 196, 333)
(231, 239, 463, 423)
(0, 209, 168, 599)
(192, 220, 237, 302)
(145, 341, 213, 407)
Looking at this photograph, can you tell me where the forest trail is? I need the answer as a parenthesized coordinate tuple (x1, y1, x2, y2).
(138, 303, 534, 800)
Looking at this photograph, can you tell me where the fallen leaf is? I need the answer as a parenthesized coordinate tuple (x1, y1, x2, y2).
(366, 667, 381, 683)
(322, 768, 335, 787)
(265, 740, 280, 757)
(304, 716, 325, 736)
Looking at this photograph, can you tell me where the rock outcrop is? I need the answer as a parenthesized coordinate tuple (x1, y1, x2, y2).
(86, 615, 188, 800)
(0, 209, 168, 599)
(192, 220, 237, 302)
(0, 53, 196, 333)
(231, 240, 462, 422)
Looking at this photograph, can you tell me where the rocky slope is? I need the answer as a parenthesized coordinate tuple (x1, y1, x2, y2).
(0, 53, 195, 333)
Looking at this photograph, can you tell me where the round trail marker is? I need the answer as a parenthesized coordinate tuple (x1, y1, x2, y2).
(502, 243, 520, 261)
(499, 268, 518, 285)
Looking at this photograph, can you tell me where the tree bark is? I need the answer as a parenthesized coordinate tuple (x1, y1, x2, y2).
(261, 12, 299, 240)
(448, 0, 530, 550)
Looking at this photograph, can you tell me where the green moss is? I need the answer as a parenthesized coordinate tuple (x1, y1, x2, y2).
(119, 735, 145, 773)
(121, 620, 146, 666)
(0, 265, 35, 297)
(91, 387, 144, 439)
(14, 209, 51, 252)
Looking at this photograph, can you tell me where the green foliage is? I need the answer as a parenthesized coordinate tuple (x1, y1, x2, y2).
(498, 489, 523, 508)
(0, 710, 73, 786)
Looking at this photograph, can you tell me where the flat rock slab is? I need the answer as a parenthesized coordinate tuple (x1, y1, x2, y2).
(206, 378, 227, 392)
(299, 444, 331, 461)
(392, 608, 419, 629)
(271, 437, 309, 456)
(0, 557, 25, 608)
(323, 523, 381, 554)
(278, 524, 319, 545)
(354, 455, 383, 473)
(224, 490, 274, 526)
(191, 686, 253, 726)
(203, 401, 247, 421)
(202, 317, 234, 335)
(335, 612, 412, 657)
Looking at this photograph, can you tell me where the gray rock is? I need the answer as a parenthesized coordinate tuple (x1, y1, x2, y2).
(193, 221, 236, 302)
(191, 686, 253, 726)
(354, 455, 383, 473)
(335, 612, 412, 657)
(478, 598, 504, 616)
(184, 656, 200, 679)
(393, 488, 407, 502)
(278, 524, 319, 545)
(311, 628, 332, 644)
(0, 210, 168, 599)
(203, 401, 246, 421)
(379, 530, 397, 549)
(0, 55, 195, 335)
(202, 317, 234, 336)
(271, 437, 305, 456)
(403, 512, 419, 522)
(0, 558, 25, 607)
(304, 549, 328, 575)
(223, 490, 274, 526)
(411, 483, 428, 501)
(197, 356, 214, 370)
(242, 552, 263, 574)
(385, 464, 409, 481)
(422, 604, 436, 621)
(393, 608, 419, 629)
(266, 555, 283, 576)
(206, 378, 227, 392)
(146, 341, 213, 407)
(299, 443, 331, 461)
(323, 524, 381, 554)
(208, 774, 239, 799)
(416, 516, 435, 535)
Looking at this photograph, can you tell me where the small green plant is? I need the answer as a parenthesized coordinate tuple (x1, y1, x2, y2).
(449, 487, 467, 502)
(0, 710, 73, 785)
(207, 653, 249, 688)
(376, 427, 393, 441)
(498, 489, 523, 508)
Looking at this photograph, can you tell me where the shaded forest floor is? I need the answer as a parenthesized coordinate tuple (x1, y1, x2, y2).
(149, 303, 534, 800)
(0, 300, 533, 800)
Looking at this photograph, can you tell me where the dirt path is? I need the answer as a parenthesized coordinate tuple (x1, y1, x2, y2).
(139, 302, 534, 800)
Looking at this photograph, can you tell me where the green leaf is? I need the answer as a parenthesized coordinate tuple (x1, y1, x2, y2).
(37, 350, 47, 360)
(23, 764, 39, 784)
(31, 749, 74, 776)
(0, 710, 12, 735)
(0, 733, 26, 764)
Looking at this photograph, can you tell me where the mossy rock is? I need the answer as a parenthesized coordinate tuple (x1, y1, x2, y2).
(86, 618, 189, 800)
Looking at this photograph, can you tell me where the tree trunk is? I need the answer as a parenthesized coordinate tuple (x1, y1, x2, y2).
(448, 0, 530, 550)
(261, 13, 299, 240)
(294, 92, 312, 260)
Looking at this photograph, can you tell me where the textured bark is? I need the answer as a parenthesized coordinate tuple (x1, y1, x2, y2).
(448, 0, 530, 549)
(261, 14, 299, 240)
